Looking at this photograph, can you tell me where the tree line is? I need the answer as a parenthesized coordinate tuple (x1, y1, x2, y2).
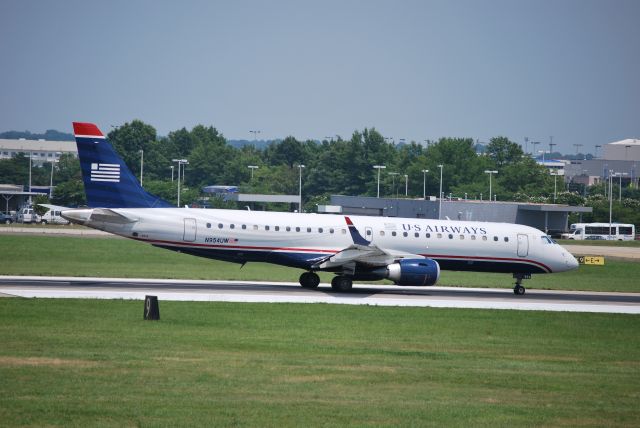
(1, 119, 639, 226)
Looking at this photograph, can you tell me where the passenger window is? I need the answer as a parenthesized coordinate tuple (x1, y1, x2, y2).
(218, 223, 223, 229)
(318, 228, 323, 233)
(329, 228, 334, 234)
(275, 226, 280, 231)
(403, 232, 408, 237)
(392, 231, 397, 237)
(296, 227, 301, 232)
(459, 235, 464, 240)
(414, 232, 419, 238)
(265, 225, 270, 231)
(380, 231, 385, 236)
(437, 233, 442, 239)
(253, 225, 258, 230)
(482, 236, 487, 241)
(504, 237, 509, 242)
(307, 227, 311, 233)
(366, 229, 372, 236)
(448, 234, 453, 239)
(426, 233, 431, 238)
(341, 229, 346, 234)
(206, 223, 211, 228)
(493, 236, 498, 241)
(286, 226, 291, 232)
(230, 224, 235, 229)
(471, 235, 476, 240)
(242, 224, 247, 230)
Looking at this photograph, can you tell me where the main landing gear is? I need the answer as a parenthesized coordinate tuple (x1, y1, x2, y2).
(330, 275, 353, 292)
(513, 273, 530, 295)
(299, 272, 320, 289)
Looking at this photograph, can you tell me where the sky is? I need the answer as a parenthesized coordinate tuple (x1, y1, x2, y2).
(1, 0, 639, 154)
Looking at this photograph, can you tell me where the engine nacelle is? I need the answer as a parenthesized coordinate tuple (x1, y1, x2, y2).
(386, 258, 440, 286)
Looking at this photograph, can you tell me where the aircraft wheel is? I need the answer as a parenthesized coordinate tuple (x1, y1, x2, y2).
(331, 276, 353, 292)
(513, 285, 526, 295)
(299, 272, 320, 289)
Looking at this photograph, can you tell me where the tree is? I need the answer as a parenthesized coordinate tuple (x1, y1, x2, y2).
(485, 137, 524, 167)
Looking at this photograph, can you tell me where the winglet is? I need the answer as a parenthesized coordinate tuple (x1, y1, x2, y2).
(345, 216, 370, 246)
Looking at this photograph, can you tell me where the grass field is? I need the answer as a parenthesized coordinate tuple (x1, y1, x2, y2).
(2, 234, 639, 293)
(0, 299, 638, 426)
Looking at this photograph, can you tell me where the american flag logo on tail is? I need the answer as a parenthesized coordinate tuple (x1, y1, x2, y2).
(91, 163, 120, 182)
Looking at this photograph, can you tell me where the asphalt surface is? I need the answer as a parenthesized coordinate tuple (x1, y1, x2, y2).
(1, 276, 638, 314)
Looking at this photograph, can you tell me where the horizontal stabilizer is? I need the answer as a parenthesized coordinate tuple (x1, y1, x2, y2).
(90, 208, 137, 224)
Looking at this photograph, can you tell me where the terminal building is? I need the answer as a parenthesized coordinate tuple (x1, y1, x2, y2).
(323, 195, 591, 235)
(564, 138, 640, 187)
(0, 138, 77, 165)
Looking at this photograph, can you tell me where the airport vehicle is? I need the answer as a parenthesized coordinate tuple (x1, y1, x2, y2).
(61, 122, 579, 295)
(0, 212, 16, 224)
(17, 207, 41, 224)
(39, 206, 70, 225)
(562, 223, 635, 241)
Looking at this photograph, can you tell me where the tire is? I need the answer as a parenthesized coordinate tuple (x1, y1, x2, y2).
(299, 272, 320, 289)
(4, 219, 10, 225)
(331, 276, 353, 292)
(41, 220, 48, 225)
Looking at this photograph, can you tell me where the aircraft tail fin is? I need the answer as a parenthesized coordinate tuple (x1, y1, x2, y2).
(72, 122, 173, 208)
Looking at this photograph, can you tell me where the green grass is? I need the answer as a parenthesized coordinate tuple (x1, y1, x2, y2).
(0, 299, 638, 426)
(2, 234, 639, 292)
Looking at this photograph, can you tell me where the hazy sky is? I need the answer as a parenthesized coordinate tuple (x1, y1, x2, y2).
(1, 0, 638, 153)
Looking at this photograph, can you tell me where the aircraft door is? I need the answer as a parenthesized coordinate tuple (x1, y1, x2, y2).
(183, 218, 197, 242)
(365, 227, 373, 243)
(517, 234, 528, 257)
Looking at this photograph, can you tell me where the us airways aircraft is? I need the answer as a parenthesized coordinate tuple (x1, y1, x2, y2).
(62, 122, 579, 295)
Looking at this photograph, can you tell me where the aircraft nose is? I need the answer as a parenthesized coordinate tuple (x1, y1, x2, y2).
(565, 252, 579, 270)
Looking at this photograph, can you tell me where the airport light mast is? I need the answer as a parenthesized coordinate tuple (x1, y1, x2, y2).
(484, 170, 498, 203)
(373, 165, 386, 198)
(172, 159, 188, 207)
(421, 169, 429, 199)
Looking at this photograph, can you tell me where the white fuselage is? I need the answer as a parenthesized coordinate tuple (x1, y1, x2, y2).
(64, 207, 579, 275)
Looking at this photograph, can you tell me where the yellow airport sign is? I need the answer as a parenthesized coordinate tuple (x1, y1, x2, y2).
(577, 256, 605, 265)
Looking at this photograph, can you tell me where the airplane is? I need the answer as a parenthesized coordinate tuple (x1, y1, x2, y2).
(61, 122, 579, 295)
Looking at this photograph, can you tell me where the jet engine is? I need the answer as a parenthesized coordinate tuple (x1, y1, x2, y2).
(385, 258, 440, 286)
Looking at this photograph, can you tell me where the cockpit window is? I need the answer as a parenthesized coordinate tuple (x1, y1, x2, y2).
(541, 235, 554, 244)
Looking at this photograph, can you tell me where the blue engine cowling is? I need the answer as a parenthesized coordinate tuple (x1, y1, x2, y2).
(386, 258, 440, 286)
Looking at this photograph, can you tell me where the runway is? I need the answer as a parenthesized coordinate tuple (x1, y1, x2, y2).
(1, 276, 638, 314)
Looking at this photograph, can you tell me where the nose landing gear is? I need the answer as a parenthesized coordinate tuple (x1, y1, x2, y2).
(512, 273, 530, 295)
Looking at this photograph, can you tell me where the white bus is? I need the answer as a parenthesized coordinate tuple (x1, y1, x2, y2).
(562, 223, 636, 241)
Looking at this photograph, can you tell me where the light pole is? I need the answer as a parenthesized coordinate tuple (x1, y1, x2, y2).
(549, 142, 556, 156)
(609, 170, 613, 237)
(248, 165, 259, 180)
(421, 169, 429, 199)
(249, 130, 261, 141)
(614, 172, 628, 202)
(170, 165, 174, 182)
(531, 141, 540, 157)
(573, 143, 583, 160)
(388, 172, 399, 198)
(172, 159, 188, 207)
(437, 165, 443, 219)
(524, 137, 529, 154)
(373, 165, 386, 197)
(484, 170, 498, 202)
(404, 174, 408, 196)
(139, 149, 144, 187)
(28, 151, 32, 194)
(538, 150, 549, 163)
(550, 170, 558, 202)
(297, 164, 305, 212)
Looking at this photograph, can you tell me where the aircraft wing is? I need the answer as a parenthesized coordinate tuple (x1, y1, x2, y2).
(313, 243, 424, 270)
(313, 217, 425, 270)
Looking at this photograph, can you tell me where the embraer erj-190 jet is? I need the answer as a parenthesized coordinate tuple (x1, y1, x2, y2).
(61, 122, 579, 295)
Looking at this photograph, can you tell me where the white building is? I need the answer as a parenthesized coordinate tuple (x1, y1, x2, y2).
(603, 139, 640, 161)
(0, 139, 77, 165)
